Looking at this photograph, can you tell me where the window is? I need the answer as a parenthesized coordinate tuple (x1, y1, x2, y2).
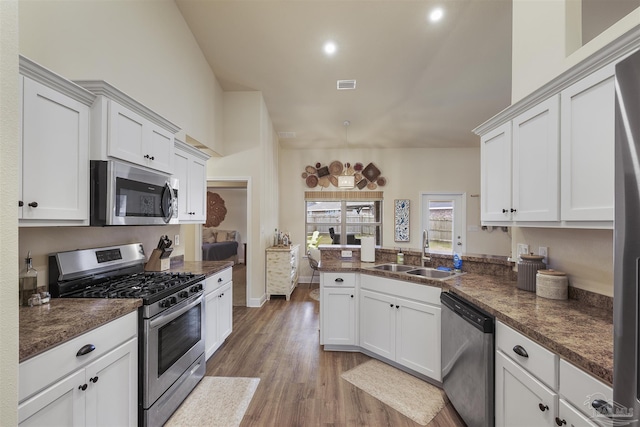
(305, 197, 382, 250)
(421, 193, 466, 254)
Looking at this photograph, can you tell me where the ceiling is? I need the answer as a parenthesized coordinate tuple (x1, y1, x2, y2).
(175, 0, 513, 150)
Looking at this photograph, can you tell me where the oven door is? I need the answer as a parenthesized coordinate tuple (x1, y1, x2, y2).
(143, 293, 204, 408)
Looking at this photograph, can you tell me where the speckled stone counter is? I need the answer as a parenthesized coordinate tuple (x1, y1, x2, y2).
(19, 299, 142, 362)
(319, 258, 613, 385)
(168, 260, 233, 277)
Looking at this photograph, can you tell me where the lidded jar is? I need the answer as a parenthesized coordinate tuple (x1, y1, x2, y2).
(517, 253, 546, 292)
(19, 251, 38, 306)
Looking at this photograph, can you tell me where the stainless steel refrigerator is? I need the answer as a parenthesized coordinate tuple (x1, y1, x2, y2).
(615, 48, 640, 427)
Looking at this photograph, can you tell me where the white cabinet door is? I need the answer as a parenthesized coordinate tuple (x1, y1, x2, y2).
(395, 297, 441, 380)
(495, 351, 557, 427)
(108, 101, 174, 173)
(360, 289, 396, 360)
(18, 369, 85, 426)
(205, 289, 221, 360)
(187, 155, 207, 222)
(84, 338, 137, 427)
(174, 140, 208, 223)
(21, 77, 89, 223)
(560, 65, 615, 222)
(217, 281, 233, 343)
(557, 399, 599, 427)
(512, 95, 560, 221)
(108, 101, 146, 166)
(322, 287, 356, 346)
(481, 122, 512, 222)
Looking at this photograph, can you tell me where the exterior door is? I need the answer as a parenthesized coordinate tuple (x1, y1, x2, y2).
(421, 193, 466, 254)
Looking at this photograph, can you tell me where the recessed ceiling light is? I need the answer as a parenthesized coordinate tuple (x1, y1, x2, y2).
(323, 41, 337, 56)
(429, 7, 444, 23)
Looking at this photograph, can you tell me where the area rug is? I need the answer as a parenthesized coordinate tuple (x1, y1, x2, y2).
(165, 376, 260, 427)
(309, 288, 320, 301)
(341, 359, 446, 425)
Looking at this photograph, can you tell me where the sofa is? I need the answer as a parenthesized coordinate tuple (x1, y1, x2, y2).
(202, 228, 239, 264)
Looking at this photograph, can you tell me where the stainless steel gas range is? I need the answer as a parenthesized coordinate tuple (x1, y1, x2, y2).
(49, 243, 206, 427)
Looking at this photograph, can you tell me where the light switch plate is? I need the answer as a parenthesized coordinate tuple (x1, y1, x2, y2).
(517, 243, 529, 257)
(174, 234, 180, 246)
(341, 250, 353, 258)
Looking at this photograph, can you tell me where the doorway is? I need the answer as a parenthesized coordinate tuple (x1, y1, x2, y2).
(421, 193, 466, 254)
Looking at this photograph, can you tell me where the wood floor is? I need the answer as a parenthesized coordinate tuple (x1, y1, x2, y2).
(205, 282, 466, 427)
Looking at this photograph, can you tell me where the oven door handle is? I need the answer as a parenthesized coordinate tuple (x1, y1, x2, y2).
(150, 293, 203, 328)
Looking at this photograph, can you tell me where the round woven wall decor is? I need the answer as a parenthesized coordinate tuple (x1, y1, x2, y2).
(206, 192, 227, 227)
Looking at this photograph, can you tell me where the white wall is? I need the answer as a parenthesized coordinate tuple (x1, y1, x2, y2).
(19, 0, 223, 152)
(0, 1, 19, 424)
(279, 147, 512, 257)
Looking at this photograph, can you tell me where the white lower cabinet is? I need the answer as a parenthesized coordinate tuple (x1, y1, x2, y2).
(18, 312, 138, 426)
(495, 350, 557, 427)
(558, 399, 599, 427)
(320, 272, 357, 346)
(359, 275, 441, 381)
(204, 268, 233, 360)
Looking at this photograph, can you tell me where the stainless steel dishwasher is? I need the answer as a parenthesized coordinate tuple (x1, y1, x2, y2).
(441, 292, 494, 427)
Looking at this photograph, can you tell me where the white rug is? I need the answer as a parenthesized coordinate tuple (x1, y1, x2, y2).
(341, 359, 446, 425)
(309, 288, 320, 301)
(165, 376, 260, 427)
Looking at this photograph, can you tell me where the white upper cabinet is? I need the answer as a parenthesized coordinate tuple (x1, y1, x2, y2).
(481, 122, 512, 222)
(76, 80, 179, 174)
(560, 64, 615, 222)
(19, 56, 95, 226)
(173, 139, 209, 223)
(511, 95, 560, 222)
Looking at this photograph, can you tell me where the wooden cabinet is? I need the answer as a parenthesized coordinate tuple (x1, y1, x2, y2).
(18, 312, 137, 426)
(359, 275, 441, 380)
(76, 80, 180, 174)
(560, 64, 615, 222)
(19, 56, 95, 226)
(266, 244, 300, 300)
(204, 267, 233, 360)
(174, 139, 209, 223)
(495, 350, 557, 427)
(320, 272, 357, 346)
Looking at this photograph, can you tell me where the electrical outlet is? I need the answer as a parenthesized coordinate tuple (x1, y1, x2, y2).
(174, 234, 180, 246)
(517, 243, 529, 257)
(538, 246, 548, 264)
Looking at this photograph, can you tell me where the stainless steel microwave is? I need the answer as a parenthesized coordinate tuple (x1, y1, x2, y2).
(90, 160, 178, 226)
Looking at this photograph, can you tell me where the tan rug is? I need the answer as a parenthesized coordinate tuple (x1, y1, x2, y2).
(165, 376, 260, 427)
(309, 288, 320, 301)
(341, 359, 446, 426)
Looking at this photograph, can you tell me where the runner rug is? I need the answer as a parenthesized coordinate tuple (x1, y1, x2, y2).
(341, 359, 446, 425)
(165, 376, 260, 427)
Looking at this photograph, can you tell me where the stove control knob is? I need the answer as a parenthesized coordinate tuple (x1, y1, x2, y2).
(170, 297, 177, 305)
(179, 291, 188, 298)
(160, 299, 172, 308)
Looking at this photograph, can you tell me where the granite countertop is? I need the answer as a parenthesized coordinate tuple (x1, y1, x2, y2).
(19, 261, 233, 363)
(19, 299, 142, 363)
(320, 259, 613, 386)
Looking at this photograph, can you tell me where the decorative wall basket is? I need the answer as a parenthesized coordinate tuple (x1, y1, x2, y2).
(301, 161, 386, 190)
(394, 199, 410, 242)
(206, 192, 227, 227)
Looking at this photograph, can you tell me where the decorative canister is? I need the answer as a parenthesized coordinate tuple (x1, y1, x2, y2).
(536, 270, 568, 300)
(517, 254, 546, 292)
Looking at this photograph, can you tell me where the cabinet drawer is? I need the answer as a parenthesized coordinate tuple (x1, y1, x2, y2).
(496, 321, 558, 389)
(558, 398, 599, 427)
(322, 272, 356, 287)
(19, 311, 137, 403)
(559, 359, 612, 420)
(205, 267, 232, 295)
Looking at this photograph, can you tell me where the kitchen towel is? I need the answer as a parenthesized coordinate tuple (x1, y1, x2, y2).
(165, 376, 260, 427)
(341, 359, 446, 425)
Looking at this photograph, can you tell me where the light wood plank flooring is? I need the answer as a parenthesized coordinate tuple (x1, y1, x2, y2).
(205, 283, 466, 426)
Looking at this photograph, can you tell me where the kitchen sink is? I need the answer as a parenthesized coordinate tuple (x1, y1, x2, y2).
(405, 268, 456, 279)
(371, 263, 415, 272)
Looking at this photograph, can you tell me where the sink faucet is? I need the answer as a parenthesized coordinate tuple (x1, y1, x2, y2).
(422, 229, 431, 266)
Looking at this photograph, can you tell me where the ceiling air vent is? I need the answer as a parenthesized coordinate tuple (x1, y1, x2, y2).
(277, 131, 296, 139)
(337, 80, 356, 90)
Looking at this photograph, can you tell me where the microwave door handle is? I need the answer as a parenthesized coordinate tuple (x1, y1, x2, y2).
(161, 182, 174, 223)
